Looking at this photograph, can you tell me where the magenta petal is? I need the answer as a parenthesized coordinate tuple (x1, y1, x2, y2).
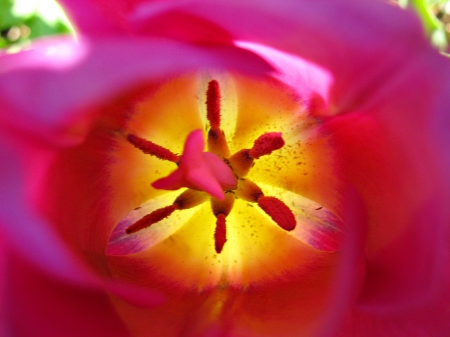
(58, 0, 131, 36)
(0, 231, 6, 335)
(326, 110, 450, 312)
(316, 188, 368, 337)
(235, 41, 333, 113)
(0, 137, 164, 309)
(5, 253, 130, 337)
(140, 0, 433, 113)
(0, 137, 91, 283)
(359, 199, 446, 310)
(0, 37, 272, 144)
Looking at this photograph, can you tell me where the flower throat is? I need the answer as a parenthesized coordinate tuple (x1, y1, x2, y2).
(125, 80, 296, 253)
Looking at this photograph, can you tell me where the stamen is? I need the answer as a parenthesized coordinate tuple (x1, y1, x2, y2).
(174, 189, 209, 209)
(208, 128, 230, 158)
(235, 179, 296, 231)
(249, 132, 284, 159)
(127, 134, 179, 163)
(126, 190, 208, 234)
(126, 205, 176, 234)
(206, 80, 229, 157)
(257, 196, 296, 231)
(211, 193, 235, 216)
(228, 133, 284, 177)
(214, 214, 227, 253)
(235, 179, 263, 202)
(228, 149, 254, 178)
(211, 193, 234, 254)
(206, 80, 221, 129)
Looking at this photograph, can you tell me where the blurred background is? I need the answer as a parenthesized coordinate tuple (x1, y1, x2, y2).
(0, 0, 72, 50)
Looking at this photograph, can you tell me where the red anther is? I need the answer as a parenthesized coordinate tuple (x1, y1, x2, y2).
(257, 196, 296, 231)
(249, 132, 284, 159)
(127, 134, 179, 163)
(214, 214, 227, 253)
(206, 80, 221, 129)
(126, 205, 176, 234)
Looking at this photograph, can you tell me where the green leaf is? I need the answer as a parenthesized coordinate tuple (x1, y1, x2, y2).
(0, 0, 74, 50)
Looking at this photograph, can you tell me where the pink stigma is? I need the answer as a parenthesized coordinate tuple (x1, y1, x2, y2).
(152, 130, 237, 200)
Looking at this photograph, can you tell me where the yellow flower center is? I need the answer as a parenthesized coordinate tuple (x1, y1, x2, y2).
(106, 72, 343, 290)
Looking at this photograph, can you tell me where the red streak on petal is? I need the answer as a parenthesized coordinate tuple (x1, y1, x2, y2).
(127, 134, 179, 163)
(206, 80, 221, 129)
(249, 132, 284, 159)
(214, 214, 227, 253)
(126, 205, 176, 234)
(257, 196, 296, 231)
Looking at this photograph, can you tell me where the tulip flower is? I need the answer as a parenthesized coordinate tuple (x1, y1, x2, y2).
(1, 0, 450, 336)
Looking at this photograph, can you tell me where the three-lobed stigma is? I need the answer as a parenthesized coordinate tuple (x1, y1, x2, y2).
(125, 80, 297, 253)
